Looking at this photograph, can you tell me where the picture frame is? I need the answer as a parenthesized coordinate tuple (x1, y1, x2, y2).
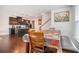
(38, 19, 42, 25)
(54, 11, 70, 22)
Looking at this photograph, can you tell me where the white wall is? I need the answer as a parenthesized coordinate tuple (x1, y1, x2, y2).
(0, 5, 74, 36)
(51, 6, 74, 39)
(0, 6, 37, 35)
(0, 6, 9, 35)
(0, 6, 30, 35)
(40, 6, 74, 36)
(34, 18, 41, 31)
(0, 5, 51, 35)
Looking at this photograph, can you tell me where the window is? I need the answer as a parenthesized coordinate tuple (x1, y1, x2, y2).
(75, 6, 79, 39)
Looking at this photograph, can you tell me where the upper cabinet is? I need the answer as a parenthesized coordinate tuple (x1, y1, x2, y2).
(9, 16, 35, 29)
(9, 16, 30, 25)
(9, 17, 17, 25)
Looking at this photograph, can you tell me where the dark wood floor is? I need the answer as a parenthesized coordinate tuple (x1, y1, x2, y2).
(0, 35, 26, 53)
(0, 35, 76, 53)
(10, 36, 27, 53)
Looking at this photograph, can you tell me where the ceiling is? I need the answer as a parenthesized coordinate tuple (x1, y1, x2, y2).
(0, 5, 71, 19)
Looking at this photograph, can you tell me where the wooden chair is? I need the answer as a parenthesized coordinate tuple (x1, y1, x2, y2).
(29, 32, 44, 53)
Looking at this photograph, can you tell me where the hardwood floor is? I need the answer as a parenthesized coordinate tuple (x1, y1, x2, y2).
(9, 36, 26, 53)
(0, 35, 77, 53)
(0, 35, 26, 53)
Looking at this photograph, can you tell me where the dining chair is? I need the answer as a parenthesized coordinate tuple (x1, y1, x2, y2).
(29, 32, 44, 53)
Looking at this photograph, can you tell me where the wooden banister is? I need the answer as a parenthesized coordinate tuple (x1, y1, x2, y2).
(39, 19, 51, 31)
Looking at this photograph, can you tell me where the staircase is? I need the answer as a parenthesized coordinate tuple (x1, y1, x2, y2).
(71, 37, 79, 52)
(61, 36, 79, 52)
(39, 19, 51, 31)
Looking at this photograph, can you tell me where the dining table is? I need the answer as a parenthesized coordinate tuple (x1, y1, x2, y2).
(22, 32, 62, 53)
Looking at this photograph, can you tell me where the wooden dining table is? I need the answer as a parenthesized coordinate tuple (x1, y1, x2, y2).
(23, 33, 62, 53)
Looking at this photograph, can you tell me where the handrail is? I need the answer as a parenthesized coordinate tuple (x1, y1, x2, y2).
(71, 37, 79, 52)
(39, 19, 51, 31)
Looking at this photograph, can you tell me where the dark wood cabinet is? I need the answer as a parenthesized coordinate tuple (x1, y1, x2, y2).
(9, 16, 34, 37)
(9, 17, 17, 25)
(9, 16, 32, 26)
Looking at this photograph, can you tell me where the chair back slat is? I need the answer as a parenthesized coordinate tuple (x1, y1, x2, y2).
(29, 32, 44, 53)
